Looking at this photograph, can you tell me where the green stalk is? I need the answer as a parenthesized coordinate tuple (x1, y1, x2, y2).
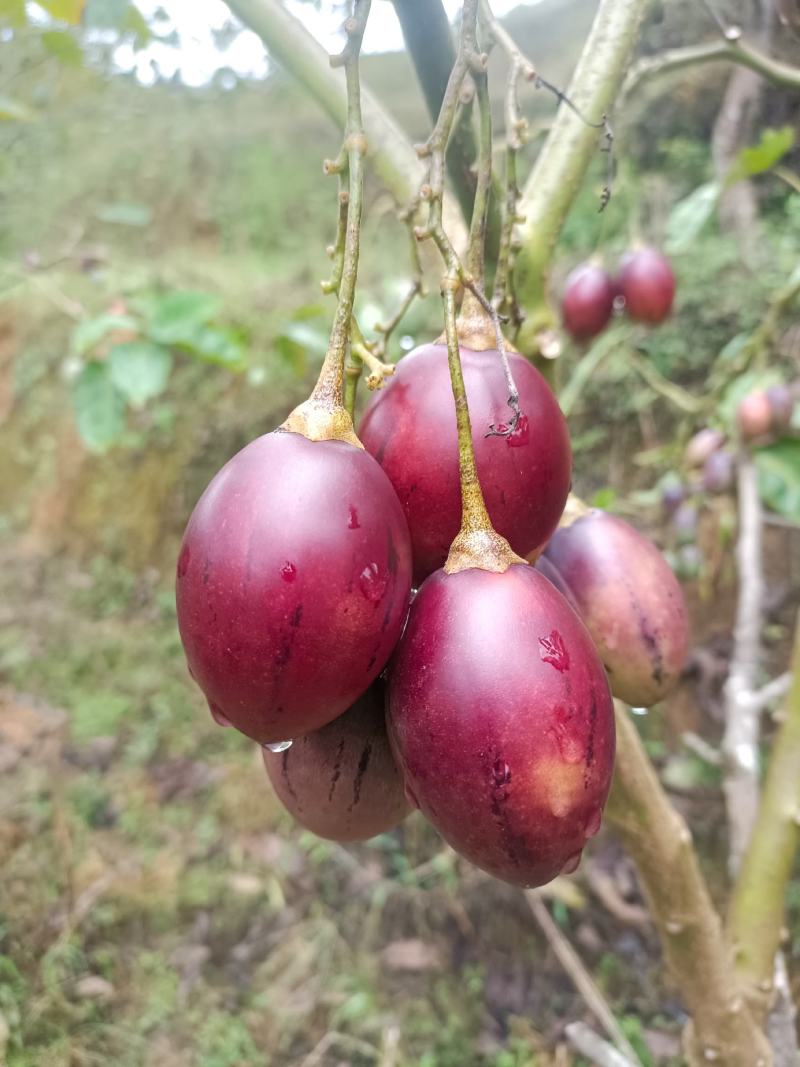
(514, 0, 648, 354)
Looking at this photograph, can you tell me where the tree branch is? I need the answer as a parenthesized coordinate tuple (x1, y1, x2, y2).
(621, 36, 800, 103)
(729, 612, 800, 1016)
(722, 449, 764, 875)
(225, 0, 423, 207)
(514, 0, 649, 356)
(606, 703, 771, 1066)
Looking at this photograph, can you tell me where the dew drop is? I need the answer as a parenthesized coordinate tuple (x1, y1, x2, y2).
(584, 807, 602, 838)
(561, 850, 582, 875)
(507, 412, 530, 448)
(208, 701, 233, 728)
(281, 562, 297, 583)
(177, 544, 191, 578)
(359, 562, 388, 603)
(630, 706, 649, 717)
(263, 739, 293, 753)
(348, 506, 361, 530)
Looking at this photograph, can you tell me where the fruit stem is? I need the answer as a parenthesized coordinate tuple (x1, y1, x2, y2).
(441, 279, 524, 575)
(282, 0, 371, 446)
(464, 66, 492, 286)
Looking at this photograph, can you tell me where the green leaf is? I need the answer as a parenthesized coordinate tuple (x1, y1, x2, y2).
(146, 291, 222, 345)
(109, 341, 172, 408)
(0, 0, 28, 26)
(755, 440, 800, 523)
(726, 127, 795, 187)
(36, 0, 86, 23)
(175, 326, 245, 369)
(94, 201, 152, 226)
(71, 313, 137, 356)
(71, 362, 126, 452)
(665, 182, 719, 255)
(0, 94, 36, 122)
(275, 321, 328, 377)
(41, 29, 83, 65)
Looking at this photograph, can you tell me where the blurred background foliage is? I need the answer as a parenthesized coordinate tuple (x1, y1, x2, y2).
(0, 0, 798, 1064)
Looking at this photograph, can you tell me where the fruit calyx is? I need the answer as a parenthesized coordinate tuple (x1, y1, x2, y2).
(558, 493, 591, 528)
(281, 354, 363, 448)
(444, 480, 526, 575)
(435, 289, 519, 354)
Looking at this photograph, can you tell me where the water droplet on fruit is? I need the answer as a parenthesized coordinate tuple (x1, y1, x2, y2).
(561, 850, 582, 875)
(177, 544, 191, 578)
(538, 630, 570, 672)
(348, 506, 361, 529)
(507, 413, 530, 448)
(584, 807, 602, 838)
(263, 739, 293, 753)
(492, 758, 511, 786)
(630, 706, 649, 717)
(208, 701, 233, 728)
(404, 782, 420, 809)
(359, 562, 388, 603)
(281, 562, 297, 583)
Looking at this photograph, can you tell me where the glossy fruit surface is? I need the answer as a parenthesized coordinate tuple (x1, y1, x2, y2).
(617, 248, 675, 324)
(263, 680, 409, 841)
(176, 430, 413, 744)
(737, 390, 773, 440)
(561, 263, 615, 341)
(543, 510, 688, 707)
(359, 344, 572, 584)
(388, 565, 615, 888)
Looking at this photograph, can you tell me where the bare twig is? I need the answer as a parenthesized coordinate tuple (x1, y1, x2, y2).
(526, 891, 644, 1066)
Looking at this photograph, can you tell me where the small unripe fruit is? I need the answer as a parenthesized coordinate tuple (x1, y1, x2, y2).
(661, 482, 687, 517)
(702, 450, 735, 495)
(561, 263, 615, 342)
(766, 385, 794, 433)
(542, 511, 689, 707)
(672, 502, 698, 546)
(684, 428, 725, 469)
(737, 391, 773, 441)
(262, 681, 409, 841)
(617, 248, 675, 325)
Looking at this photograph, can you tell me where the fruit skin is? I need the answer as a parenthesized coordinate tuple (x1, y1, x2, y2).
(262, 680, 409, 841)
(737, 390, 773, 441)
(766, 385, 794, 433)
(176, 430, 413, 744)
(617, 248, 675, 324)
(388, 565, 615, 888)
(561, 263, 615, 342)
(702, 450, 735, 495)
(684, 427, 725, 469)
(359, 344, 572, 584)
(542, 511, 688, 707)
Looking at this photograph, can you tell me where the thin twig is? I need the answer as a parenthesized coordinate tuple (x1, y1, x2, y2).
(526, 892, 644, 1065)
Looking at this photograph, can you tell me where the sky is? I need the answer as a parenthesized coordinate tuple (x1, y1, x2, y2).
(115, 0, 540, 86)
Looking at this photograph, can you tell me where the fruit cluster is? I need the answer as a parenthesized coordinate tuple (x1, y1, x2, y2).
(176, 318, 688, 889)
(561, 247, 675, 342)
